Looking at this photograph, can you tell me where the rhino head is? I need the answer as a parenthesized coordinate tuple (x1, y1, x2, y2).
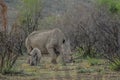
(61, 40, 73, 63)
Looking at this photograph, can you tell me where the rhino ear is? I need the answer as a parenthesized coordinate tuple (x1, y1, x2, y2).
(63, 39, 65, 44)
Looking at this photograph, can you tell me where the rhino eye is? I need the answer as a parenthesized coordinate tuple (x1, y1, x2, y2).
(63, 39, 65, 44)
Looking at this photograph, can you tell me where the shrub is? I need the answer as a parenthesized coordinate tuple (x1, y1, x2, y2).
(11, 0, 43, 55)
(38, 15, 58, 30)
(0, 31, 22, 74)
(93, 0, 120, 71)
(97, 0, 120, 14)
(19, 0, 42, 34)
(110, 58, 120, 71)
(76, 47, 97, 58)
(0, 0, 21, 74)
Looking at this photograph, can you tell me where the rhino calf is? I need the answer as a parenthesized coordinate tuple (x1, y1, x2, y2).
(25, 28, 72, 64)
(28, 48, 42, 66)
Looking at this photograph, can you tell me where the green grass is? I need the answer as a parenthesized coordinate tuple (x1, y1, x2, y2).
(87, 57, 103, 66)
(1, 56, 120, 80)
(110, 58, 120, 71)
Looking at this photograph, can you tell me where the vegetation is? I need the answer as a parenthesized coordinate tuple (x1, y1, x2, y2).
(97, 0, 120, 14)
(11, 0, 43, 55)
(94, 0, 120, 71)
(76, 47, 97, 58)
(110, 58, 120, 71)
(1, 0, 120, 79)
(1, 56, 118, 80)
(19, 0, 42, 35)
(0, 0, 20, 74)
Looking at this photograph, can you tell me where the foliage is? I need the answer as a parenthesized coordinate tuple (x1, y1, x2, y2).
(38, 15, 58, 30)
(110, 58, 120, 71)
(0, 31, 21, 74)
(75, 47, 97, 59)
(93, 0, 120, 71)
(97, 0, 120, 14)
(0, 0, 23, 74)
(19, 0, 42, 35)
(12, 0, 43, 54)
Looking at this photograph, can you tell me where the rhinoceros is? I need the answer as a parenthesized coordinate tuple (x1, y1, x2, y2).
(25, 28, 72, 64)
(28, 48, 42, 66)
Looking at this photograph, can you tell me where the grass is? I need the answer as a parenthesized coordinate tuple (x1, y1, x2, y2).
(109, 58, 120, 71)
(87, 57, 103, 66)
(1, 56, 120, 80)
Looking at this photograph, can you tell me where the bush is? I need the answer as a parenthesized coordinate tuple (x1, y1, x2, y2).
(0, 31, 22, 74)
(85, 46, 97, 58)
(97, 0, 120, 14)
(38, 15, 58, 30)
(93, 0, 120, 71)
(75, 47, 97, 59)
(0, 0, 21, 74)
(19, 0, 42, 36)
(110, 59, 120, 71)
(11, 0, 43, 55)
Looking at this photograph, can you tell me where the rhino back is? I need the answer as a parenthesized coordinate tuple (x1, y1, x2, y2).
(27, 28, 65, 55)
(28, 31, 52, 54)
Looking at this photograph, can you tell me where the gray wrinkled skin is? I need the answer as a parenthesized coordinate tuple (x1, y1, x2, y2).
(25, 28, 72, 64)
(28, 48, 41, 66)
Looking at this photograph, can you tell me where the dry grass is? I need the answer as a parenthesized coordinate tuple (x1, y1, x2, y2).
(0, 56, 120, 80)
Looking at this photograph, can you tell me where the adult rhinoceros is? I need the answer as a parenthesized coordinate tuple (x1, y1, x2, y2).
(25, 28, 72, 64)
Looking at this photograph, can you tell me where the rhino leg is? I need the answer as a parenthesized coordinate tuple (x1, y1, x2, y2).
(46, 44, 58, 64)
